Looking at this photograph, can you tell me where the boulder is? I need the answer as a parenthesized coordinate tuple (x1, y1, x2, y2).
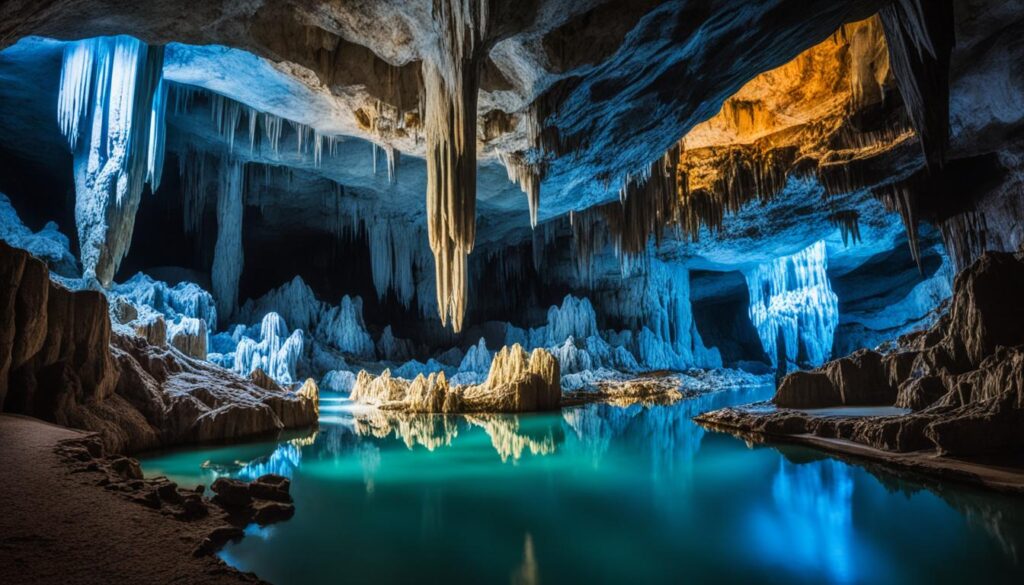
(210, 478, 252, 508)
(249, 474, 292, 503)
(774, 350, 894, 408)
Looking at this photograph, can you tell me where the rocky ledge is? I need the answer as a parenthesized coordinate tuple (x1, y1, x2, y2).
(55, 432, 295, 559)
(0, 241, 319, 454)
(697, 249, 1024, 492)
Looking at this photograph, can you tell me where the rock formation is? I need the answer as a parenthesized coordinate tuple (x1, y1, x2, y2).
(0, 241, 318, 453)
(699, 248, 1024, 460)
(350, 343, 560, 413)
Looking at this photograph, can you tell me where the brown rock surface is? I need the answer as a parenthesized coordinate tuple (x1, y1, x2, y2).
(0, 414, 263, 584)
(700, 250, 1024, 466)
(0, 241, 318, 454)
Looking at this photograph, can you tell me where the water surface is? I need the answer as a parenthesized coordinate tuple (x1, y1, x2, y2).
(141, 387, 1024, 584)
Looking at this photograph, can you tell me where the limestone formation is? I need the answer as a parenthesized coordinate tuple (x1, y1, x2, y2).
(350, 344, 561, 413)
(0, 241, 318, 453)
(699, 250, 1024, 458)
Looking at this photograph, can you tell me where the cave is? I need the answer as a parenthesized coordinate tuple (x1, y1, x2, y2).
(1, 1, 1023, 583)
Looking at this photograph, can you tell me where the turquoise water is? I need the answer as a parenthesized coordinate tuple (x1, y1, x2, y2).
(141, 387, 1024, 584)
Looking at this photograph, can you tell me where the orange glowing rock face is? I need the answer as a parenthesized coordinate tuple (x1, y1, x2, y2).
(571, 16, 920, 267)
(661, 16, 917, 244)
(682, 16, 892, 151)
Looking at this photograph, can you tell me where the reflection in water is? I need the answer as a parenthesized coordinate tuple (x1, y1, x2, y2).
(750, 459, 856, 584)
(139, 388, 1024, 584)
(351, 409, 561, 463)
(511, 533, 538, 585)
(465, 415, 558, 463)
(562, 384, 773, 476)
(201, 434, 314, 482)
(352, 410, 461, 451)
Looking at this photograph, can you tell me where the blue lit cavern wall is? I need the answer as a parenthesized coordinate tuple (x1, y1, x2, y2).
(1, 0, 1024, 582)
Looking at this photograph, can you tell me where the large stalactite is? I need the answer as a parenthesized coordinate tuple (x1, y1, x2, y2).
(59, 36, 166, 286)
(422, 0, 491, 332)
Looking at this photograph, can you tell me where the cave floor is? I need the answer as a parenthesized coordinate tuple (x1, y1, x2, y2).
(0, 414, 260, 585)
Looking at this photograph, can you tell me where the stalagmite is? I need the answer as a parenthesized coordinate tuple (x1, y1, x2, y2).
(422, 0, 491, 332)
(58, 36, 165, 285)
(212, 160, 245, 320)
(746, 240, 839, 370)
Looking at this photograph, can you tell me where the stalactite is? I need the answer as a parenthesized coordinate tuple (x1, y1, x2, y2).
(569, 207, 609, 286)
(939, 211, 988, 273)
(178, 147, 210, 235)
(874, 176, 923, 269)
(746, 240, 839, 370)
(879, 0, 955, 170)
(499, 151, 546, 228)
(212, 159, 245, 320)
(421, 0, 491, 332)
(262, 112, 283, 155)
(828, 210, 862, 247)
(211, 93, 242, 152)
(58, 36, 165, 286)
(146, 78, 169, 191)
(248, 106, 258, 152)
(385, 145, 400, 183)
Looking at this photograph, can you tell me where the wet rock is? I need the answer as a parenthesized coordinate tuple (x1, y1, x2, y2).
(249, 474, 291, 503)
(194, 526, 245, 557)
(775, 349, 895, 408)
(156, 481, 183, 504)
(109, 457, 143, 480)
(896, 375, 946, 410)
(253, 501, 295, 525)
(132, 489, 162, 509)
(210, 478, 251, 508)
(774, 371, 836, 408)
(249, 368, 282, 392)
(176, 493, 209, 521)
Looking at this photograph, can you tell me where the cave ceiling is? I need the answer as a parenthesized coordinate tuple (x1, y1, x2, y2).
(1, 0, 1023, 320)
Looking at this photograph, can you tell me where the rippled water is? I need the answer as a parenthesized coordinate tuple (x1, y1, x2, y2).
(140, 386, 1024, 584)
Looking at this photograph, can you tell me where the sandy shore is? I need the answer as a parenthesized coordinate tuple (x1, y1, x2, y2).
(0, 414, 263, 585)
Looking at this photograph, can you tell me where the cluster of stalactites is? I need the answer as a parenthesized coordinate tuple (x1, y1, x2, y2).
(368, 216, 423, 309)
(828, 210, 862, 247)
(498, 151, 546, 228)
(57, 36, 167, 285)
(879, 0, 954, 170)
(421, 0, 492, 332)
(568, 139, 804, 276)
(874, 175, 923, 270)
(369, 142, 401, 183)
(58, 37, 168, 192)
(170, 84, 345, 168)
(745, 240, 839, 370)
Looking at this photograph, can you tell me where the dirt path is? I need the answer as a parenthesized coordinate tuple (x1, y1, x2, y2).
(0, 414, 262, 585)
